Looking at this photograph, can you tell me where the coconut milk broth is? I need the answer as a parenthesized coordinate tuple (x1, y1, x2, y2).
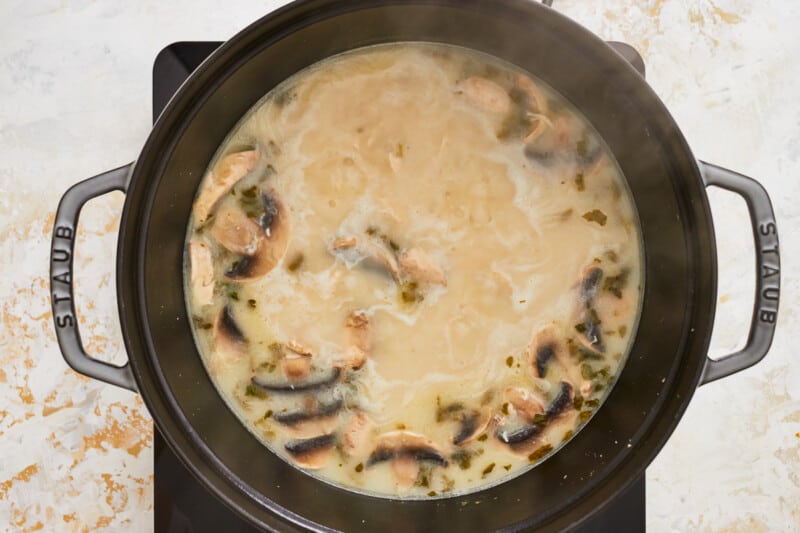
(185, 43, 642, 499)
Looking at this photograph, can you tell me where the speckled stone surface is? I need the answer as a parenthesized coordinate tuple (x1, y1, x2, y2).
(0, 0, 797, 531)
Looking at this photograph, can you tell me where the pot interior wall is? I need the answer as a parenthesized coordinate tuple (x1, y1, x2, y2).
(123, 1, 715, 531)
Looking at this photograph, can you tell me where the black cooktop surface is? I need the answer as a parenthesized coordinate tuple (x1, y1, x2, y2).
(152, 42, 646, 533)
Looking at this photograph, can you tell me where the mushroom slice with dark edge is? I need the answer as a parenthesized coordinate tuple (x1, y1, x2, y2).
(398, 248, 447, 287)
(193, 150, 260, 226)
(188, 239, 214, 307)
(284, 433, 336, 469)
(574, 266, 606, 354)
(453, 408, 491, 446)
(273, 399, 343, 439)
(495, 382, 574, 447)
(367, 431, 448, 468)
(224, 191, 290, 282)
(213, 305, 247, 363)
(527, 325, 591, 395)
(251, 367, 341, 394)
(340, 311, 370, 370)
(330, 234, 400, 282)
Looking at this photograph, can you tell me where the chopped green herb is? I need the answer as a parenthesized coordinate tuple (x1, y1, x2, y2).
(577, 347, 604, 362)
(593, 382, 606, 393)
(263, 409, 273, 419)
(396, 423, 406, 430)
(576, 135, 589, 158)
(575, 172, 585, 191)
(452, 450, 472, 470)
(503, 464, 512, 471)
(533, 414, 549, 427)
(396, 143, 404, 158)
(603, 268, 630, 298)
(268, 342, 285, 357)
(427, 491, 437, 497)
(579, 410, 593, 423)
(287, 254, 304, 272)
(416, 472, 430, 488)
(585, 399, 600, 408)
(229, 290, 239, 301)
(581, 363, 597, 380)
(436, 402, 465, 423)
(582, 209, 607, 226)
(477, 434, 488, 442)
(248, 299, 257, 309)
(505, 356, 514, 367)
(573, 394, 584, 410)
(501, 402, 510, 415)
(618, 325, 628, 337)
(245, 385, 267, 399)
(574, 323, 587, 334)
(241, 185, 258, 198)
(482, 463, 496, 476)
(563, 430, 574, 441)
(527, 444, 554, 463)
(604, 250, 619, 262)
(355, 463, 364, 473)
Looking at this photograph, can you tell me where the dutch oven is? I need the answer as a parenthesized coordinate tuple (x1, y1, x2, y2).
(48, 0, 781, 531)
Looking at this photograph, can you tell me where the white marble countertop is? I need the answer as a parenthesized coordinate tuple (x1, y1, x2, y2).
(0, 0, 797, 531)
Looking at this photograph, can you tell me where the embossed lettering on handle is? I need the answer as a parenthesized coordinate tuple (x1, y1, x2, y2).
(50, 164, 138, 392)
(700, 162, 780, 385)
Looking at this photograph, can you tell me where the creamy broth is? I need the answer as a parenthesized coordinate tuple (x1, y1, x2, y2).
(185, 43, 642, 499)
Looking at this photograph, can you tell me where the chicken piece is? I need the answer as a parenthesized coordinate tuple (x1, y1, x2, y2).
(340, 311, 370, 370)
(193, 150, 259, 226)
(461, 76, 511, 114)
(189, 239, 214, 307)
(398, 248, 447, 286)
(341, 411, 374, 457)
(210, 205, 264, 256)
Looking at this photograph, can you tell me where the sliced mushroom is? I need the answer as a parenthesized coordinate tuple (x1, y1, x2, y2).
(516, 74, 549, 115)
(342, 411, 375, 457)
(340, 311, 370, 370)
(211, 205, 264, 256)
(284, 433, 336, 469)
(329, 234, 399, 282)
(251, 367, 340, 394)
(503, 387, 546, 421)
(545, 381, 574, 419)
(367, 431, 448, 468)
(529, 326, 592, 396)
(214, 306, 247, 361)
(496, 382, 574, 448)
(225, 191, 289, 282)
(453, 408, 491, 446)
(460, 76, 511, 114)
(194, 150, 259, 226)
(398, 248, 447, 286)
(273, 399, 343, 439)
(189, 239, 214, 307)
(575, 266, 606, 354)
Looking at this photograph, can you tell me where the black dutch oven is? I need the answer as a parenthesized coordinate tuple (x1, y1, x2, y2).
(49, 0, 781, 531)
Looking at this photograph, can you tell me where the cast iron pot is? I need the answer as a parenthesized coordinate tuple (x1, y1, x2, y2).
(49, 0, 781, 531)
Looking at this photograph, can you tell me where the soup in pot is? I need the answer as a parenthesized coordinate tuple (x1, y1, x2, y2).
(185, 43, 642, 499)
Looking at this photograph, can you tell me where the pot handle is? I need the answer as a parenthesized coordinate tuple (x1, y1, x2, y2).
(50, 164, 138, 392)
(699, 162, 780, 385)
